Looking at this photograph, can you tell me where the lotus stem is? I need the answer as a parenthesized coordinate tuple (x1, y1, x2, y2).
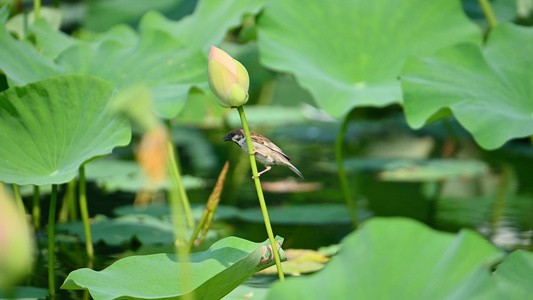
(335, 115, 358, 228)
(477, 0, 497, 29)
(166, 141, 194, 300)
(48, 184, 58, 296)
(79, 165, 94, 266)
(32, 185, 40, 229)
(12, 183, 26, 217)
(59, 179, 78, 223)
(237, 105, 285, 281)
(491, 164, 511, 239)
(33, 0, 41, 19)
(166, 120, 194, 229)
(187, 161, 230, 251)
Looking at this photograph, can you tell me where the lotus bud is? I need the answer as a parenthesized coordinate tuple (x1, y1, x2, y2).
(208, 46, 249, 108)
(0, 185, 34, 286)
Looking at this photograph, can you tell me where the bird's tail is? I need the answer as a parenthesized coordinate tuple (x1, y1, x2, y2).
(288, 163, 304, 179)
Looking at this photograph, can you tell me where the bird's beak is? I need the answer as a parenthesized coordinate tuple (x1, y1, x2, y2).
(222, 134, 232, 141)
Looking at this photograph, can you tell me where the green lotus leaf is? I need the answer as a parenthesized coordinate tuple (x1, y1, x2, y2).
(26, 18, 79, 60)
(61, 236, 285, 300)
(82, 0, 194, 32)
(341, 158, 489, 182)
(401, 23, 533, 150)
(256, 0, 481, 119)
(84, 158, 205, 193)
(1, 5, 208, 119)
(56, 214, 216, 246)
(267, 217, 503, 299)
(223, 284, 269, 300)
(56, 28, 206, 118)
(139, 0, 264, 52)
(113, 203, 240, 221)
(0, 75, 131, 185)
(240, 204, 353, 225)
(0, 286, 48, 300)
(0, 7, 61, 86)
(493, 250, 533, 298)
(6, 7, 62, 39)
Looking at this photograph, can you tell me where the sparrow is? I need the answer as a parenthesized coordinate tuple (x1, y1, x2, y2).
(223, 129, 304, 179)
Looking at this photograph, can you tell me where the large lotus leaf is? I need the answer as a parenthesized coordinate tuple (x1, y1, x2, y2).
(462, 0, 519, 25)
(84, 158, 205, 193)
(0, 286, 48, 300)
(226, 106, 310, 127)
(59, 31, 204, 118)
(32, 21, 139, 57)
(0, 75, 131, 185)
(0, 7, 61, 86)
(240, 204, 353, 225)
(6, 7, 62, 39)
(113, 203, 240, 221)
(256, 0, 481, 119)
(493, 250, 533, 298)
(139, 0, 264, 52)
(25, 19, 79, 60)
(223, 284, 269, 300)
(401, 23, 533, 150)
(267, 217, 503, 299)
(61, 236, 285, 300)
(56, 214, 215, 246)
(56, 29, 206, 118)
(340, 158, 488, 182)
(82, 0, 195, 32)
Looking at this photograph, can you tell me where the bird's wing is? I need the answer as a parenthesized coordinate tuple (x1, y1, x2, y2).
(251, 133, 291, 161)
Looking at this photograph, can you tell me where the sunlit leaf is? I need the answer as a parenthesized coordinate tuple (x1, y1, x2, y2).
(223, 284, 269, 300)
(0, 7, 61, 86)
(113, 203, 241, 222)
(6, 7, 62, 39)
(82, 0, 194, 32)
(257, 0, 481, 118)
(26, 19, 78, 59)
(259, 249, 328, 275)
(56, 29, 206, 118)
(267, 218, 503, 299)
(402, 23, 533, 149)
(0, 75, 131, 185)
(84, 158, 205, 193)
(240, 204, 352, 225)
(0, 286, 48, 300)
(139, 0, 264, 52)
(493, 250, 533, 298)
(56, 214, 217, 246)
(61, 236, 285, 300)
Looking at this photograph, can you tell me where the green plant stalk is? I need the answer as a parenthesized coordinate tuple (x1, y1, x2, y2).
(237, 106, 285, 281)
(79, 166, 94, 265)
(531, 135, 533, 250)
(58, 178, 77, 223)
(166, 120, 194, 229)
(34, 0, 41, 19)
(68, 179, 78, 221)
(32, 185, 40, 229)
(166, 141, 193, 300)
(478, 0, 497, 29)
(167, 141, 191, 253)
(335, 116, 358, 228)
(48, 184, 58, 296)
(491, 164, 511, 239)
(187, 161, 229, 251)
(12, 183, 26, 216)
(187, 212, 207, 252)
